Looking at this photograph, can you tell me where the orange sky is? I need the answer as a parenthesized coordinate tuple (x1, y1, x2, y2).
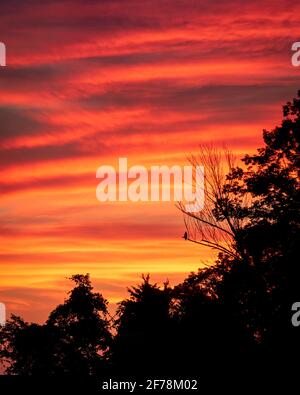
(0, 0, 300, 323)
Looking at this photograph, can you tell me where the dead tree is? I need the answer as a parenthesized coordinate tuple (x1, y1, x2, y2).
(178, 145, 251, 260)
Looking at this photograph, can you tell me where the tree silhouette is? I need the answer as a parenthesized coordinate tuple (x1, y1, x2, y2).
(231, 91, 300, 351)
(110, 275, 175, 374)
(0, 315, 55, 374)
(180, 90, 300, 354)
(0, 274, 111, 374)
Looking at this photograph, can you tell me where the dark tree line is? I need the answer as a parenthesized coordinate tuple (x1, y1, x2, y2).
(0, 92, 299, 376)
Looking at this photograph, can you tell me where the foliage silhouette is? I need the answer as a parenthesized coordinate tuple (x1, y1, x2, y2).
(0, 274, 111, 374)
(110, 274, 175, 374)
(179, 91, 300, 357)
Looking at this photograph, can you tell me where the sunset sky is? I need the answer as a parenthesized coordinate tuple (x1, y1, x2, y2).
(0, 0, 300, 323)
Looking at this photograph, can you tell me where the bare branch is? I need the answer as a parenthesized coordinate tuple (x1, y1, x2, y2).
(179, 145, 250, 259)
